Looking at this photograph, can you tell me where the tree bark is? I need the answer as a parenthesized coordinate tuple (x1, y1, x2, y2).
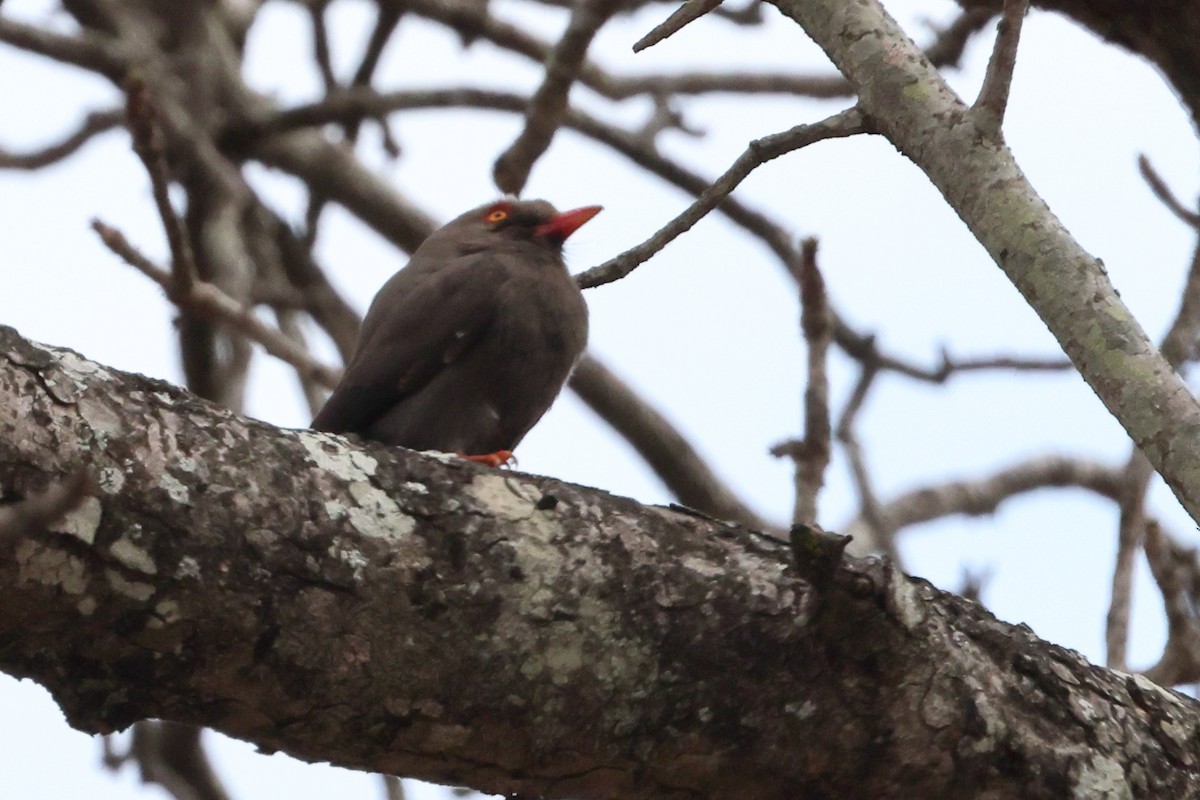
(1, 325, 1198, 799)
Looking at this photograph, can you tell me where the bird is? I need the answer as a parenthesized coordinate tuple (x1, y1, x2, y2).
(311, 198, 600, 467)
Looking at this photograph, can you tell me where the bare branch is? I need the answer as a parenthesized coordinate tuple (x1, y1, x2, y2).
(237, 87, 798, 269)
(0, 108, 122, 169)
(633, 0, 723, 53)
(840, 455, 1124, 546)
(1142, 521, 1200, 686)
(343, 1, 405, 145)
(835, 359, 893, 559)
(1106, 221, 1200, 668)
(0, 15, 125, 78)
(107, 722, 232, 800)
(568, 354, 775, 532)
(403, 0, 994, 101)
(493, 0, 613, 195)
(91, 220, 342, 389)
(924, 7, 998, 67)
(307, 0, 337, 91)
(250, 128, 437, 255)
(1139, 154, 1200, 230)
(382, 775, 407, 800)
(633, 95, 704, 146)
(124, 78, 198, 294)
(972, 0, 1029, 135)
(1105, 452, 1154, 671)
(771, 239, 833, 526)
(833, 318, 1071, 382)
(576, 107, 866, 289)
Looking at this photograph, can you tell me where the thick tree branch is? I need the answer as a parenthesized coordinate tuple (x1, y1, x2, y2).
(3, 327, 1199, 798)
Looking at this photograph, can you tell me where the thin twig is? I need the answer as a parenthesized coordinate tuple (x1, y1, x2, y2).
(634, 95, 704, 147)
(1104, 451, 1154, 671)
(1142, 521, 1200, 685)
(402, 0, 993, 101)
(305, 0, 406, 246)
(633, 0, 723, 53)
(346, 2, 405, 143)
(576, 107, 867, 289)
(835, 358, 893, 559)
(492, 0, 613, 195)
(771, 239, 832, 525)
(91, 219, 342, 389)
(0, 108, 122, 169)
(972, 0, 1030, 136)
(1138, 154, 1200, 230)
(307, 0, 337, 91)
(274, 307, 327, 415)
(834, 318, 1070, 382)
(840, 455, 1125, 549)
(124, 77, 198, 293)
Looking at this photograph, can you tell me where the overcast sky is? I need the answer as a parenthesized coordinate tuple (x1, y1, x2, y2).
(2, 0, 1199, 797)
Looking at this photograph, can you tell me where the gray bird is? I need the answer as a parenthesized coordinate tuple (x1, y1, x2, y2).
(312, 198, 599, 466)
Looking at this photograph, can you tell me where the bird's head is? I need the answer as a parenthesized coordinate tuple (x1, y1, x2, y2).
(441, 198, 603, 253)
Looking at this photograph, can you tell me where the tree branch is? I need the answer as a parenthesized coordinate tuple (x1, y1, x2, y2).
(91, 220, 342, 389)
(3, 325, 1200, 798)
(0, 15, 125, 78)
(770, 0, 1200, 526)
(0, 108, 122, 170)
(633, 0, 723, 53)
(575, 107, 865, 289)
(492, 0, 613, 194)
(840, 455, 1124, 545)
(1139, 154, 1200, 231)
(771, 239, 833, 526)
(971, 0, 1029, 136)
(568, 354, 774, 532)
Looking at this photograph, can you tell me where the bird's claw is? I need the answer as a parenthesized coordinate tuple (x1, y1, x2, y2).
(461, 450, 516, 469)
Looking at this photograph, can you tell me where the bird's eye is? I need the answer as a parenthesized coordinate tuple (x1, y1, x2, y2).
(486, 208, 509, 224)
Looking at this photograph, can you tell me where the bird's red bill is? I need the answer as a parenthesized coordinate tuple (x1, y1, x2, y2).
(536, 205, 602, 242)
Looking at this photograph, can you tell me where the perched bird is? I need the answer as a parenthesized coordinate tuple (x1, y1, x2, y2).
(312, 198, 600, 466)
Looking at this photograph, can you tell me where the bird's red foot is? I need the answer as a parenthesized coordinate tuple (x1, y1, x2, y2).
(460, 450, 515, 468)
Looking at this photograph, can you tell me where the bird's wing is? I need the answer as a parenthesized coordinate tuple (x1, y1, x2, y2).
(311, 257, 507, 435)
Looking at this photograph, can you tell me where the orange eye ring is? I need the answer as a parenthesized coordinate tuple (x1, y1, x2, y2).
(486, 208, 509, 223)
